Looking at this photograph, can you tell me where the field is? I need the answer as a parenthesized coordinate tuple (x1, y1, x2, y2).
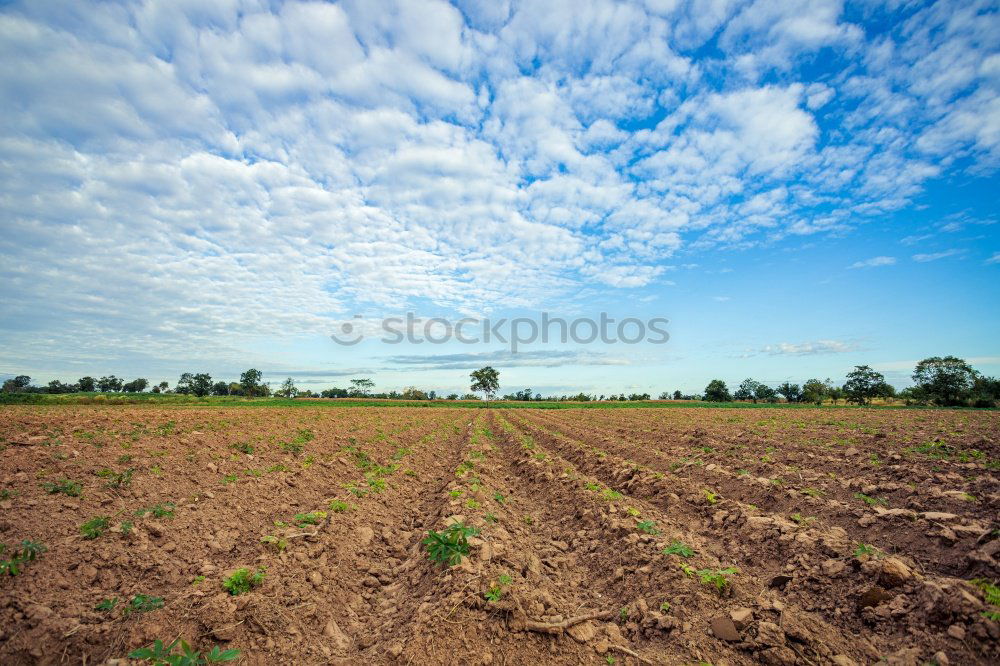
(1, 405, 998, 665)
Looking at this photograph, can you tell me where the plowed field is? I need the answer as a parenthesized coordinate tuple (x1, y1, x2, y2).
(1, 405, 998, 665)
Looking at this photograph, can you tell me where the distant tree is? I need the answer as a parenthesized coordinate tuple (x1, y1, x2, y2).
(212, 381, 229, 396)
(843, 365, 889, 406)
(673, 389, 682, 400)
(777, 382, 802, 403)
(77, 376, 97, 392)
(2, 375, 31, 393)
(46, 379, 74, 394)
(157, 381, 169, 392)
(175, 373, 194, 394)
(703, 380, 731, 402)
(151, 385, 160, 394)
(240, 369, 263, 398)
(534, 393, 542, 401)
(801, 378, 828, 405)
(628, 393, 651, 401)
(971, 375, 1000, 408)
(912, 356, 977, 406)
(349, 378, 374, 397)
(278, 377, 297, 399)
(122, 378, 149, 393)
(428, 390, 437, 400)
(321, 387, 349, 398)
(657, 391, 670, 400)
(188, 373, 212, 397)
(97, 375, 123, 392)
(228, 382, 244, 396)
(734, 378, 760, 402)
(470, 366, 500, 406)
(447, 393, 459, 400)
(755, 383, 777, 403)
(402, 386, 428, 400)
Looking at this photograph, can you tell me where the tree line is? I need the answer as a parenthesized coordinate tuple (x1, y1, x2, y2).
(3, 356, 997, 408)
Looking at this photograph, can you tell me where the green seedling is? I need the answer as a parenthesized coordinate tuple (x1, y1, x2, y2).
(80, 516, 111, 540)
(0, 539, 46, 576)
(484, 513, 498, 523)
(466, 498, 480, 509)
(853, 543, 880, 559)
(95, 597, 119, 612)
(422, 523, 479, 567)
(679, 563, 696, 577)
(584, 481, 600, 492)
(293, 511, 327, 526)
(493, 491, 506, 504)
(136, 503, 175, 519)
(659, 601, 671, 612)
(498, 573, 513, 585)
(120, 521, 134, 535)
(123, 594, 164, 616)
(192, 575, 206, 585)
(101, 468, 134, 489)
(222, 567, 266, 596)
(626, 507, 641, 517)
(523, 515, 534, 525)
(702, 489, 718, 504)
(697, 567, 738, 593)
(231, 442, 253, 455)
(801, 488, 824, 498)
(662, 540, 695, 558)
(602, 488, 622, 501)
(128, 638, 240, 664)
(0, 488, 16, 500)
(261, 535, 288, 552)
(222, 474, 238, 485)
(636, 520, 660, 535)
(43, 478, 82, 497)
(484, 585, 503, 602)
(790, 513, 815, 526)
(854, 492, 887, 506)
(328, 500, 351, 512)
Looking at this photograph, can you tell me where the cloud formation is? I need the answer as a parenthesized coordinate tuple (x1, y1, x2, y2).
(0, 0, 997, 373)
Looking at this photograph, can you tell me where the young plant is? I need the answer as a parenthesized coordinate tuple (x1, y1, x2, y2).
(702, 489, 718, 505)
(854, 492, 887, 506)
(136, 503, 175, 519)
(222, 567, 266, 595)
(231, 442, 253, 455)
(328, 500, 351, 513)
(636, 520, 660, 535)
(128, 638, 240, 664)
(43, 478, 82, 497)
(80, 516, 111, 540)
(95, 597, 119, 612)
(484, 513, 498, 523)
(123, 594, 164, 616)
(662, 540, 695, 558)
(103, 468, 134, 489)
(422, 522, 479, 567)
(697, 567, 738, 593)
(261, 535, 288, 552)
(853, 543, 880, 559)
(790, 513, 815, 526)
(0, 539, 46, 576)
(293, 511, 327, 526)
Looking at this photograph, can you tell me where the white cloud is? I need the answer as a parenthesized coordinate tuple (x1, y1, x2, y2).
(848, 256, 896, 269)
(912, 249, 964, 262)
(759, 340, 858, 356)
(986, 252, 1000, 265)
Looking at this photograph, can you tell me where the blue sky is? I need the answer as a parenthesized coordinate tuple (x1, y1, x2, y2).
(0, 0, 998, 396)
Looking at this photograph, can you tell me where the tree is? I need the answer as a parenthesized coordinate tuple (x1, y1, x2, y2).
(673, 390, 682, 400)
(801, 378, 828, 405)
(2, 375, 31, 393)
(212, 381, 229, 396)
(447, 393, 459, 400)
(240, 369, 263, 398)
(78, 376, 97, 392)
(971, 375, 1000, 408)
(46, 380, 74, 394)
(228, 382, 244, 396)
(777, 382, 802, 403)
(755, 383, 778, 403)
(349, 378, 374, 397)
(734, 378, 760, 402)
(912, 356, 977, 406)
(97, 375, 123, 392)
(122, 378, 149, 393)
(175, 373, 194, 394)
(470, 366, 500, 407)
(278, 377, 297, 399)
(843, 365, 889, 406)
(703, 379, 731, 402)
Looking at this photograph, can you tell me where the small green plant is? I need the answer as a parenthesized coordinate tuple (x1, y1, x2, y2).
(801, 487, 824, 498)
(222, 474, 238, 485)
(619, 606, 629, 620)
(662, 540, 695, 558)
(43, 478, 82, 497)
(702, 489, 718, 505)
(192, 575, 206, 585)
(678, 562, 696, 577)
(493, 491, 506, 503)
(293, 511, 327, 526)
(854, 492, 886, 506)
(790, 513, 815, 526)
(422, 523, 479, 567)
(267, 464, 289, 473)
(697, 567, 738, 593)
(123, 594, 164, 616)
(80, 516, 111, 540)
(136, 503, 175, 519)
(853, 543, 879, 558)
(584, 481, 600, 492)
(261, 535, 288, 552)
(523, 515, 534, 525)
(449, 488, 463, 498)
(498, 573, 513, 585)
(231, 442, 253, 455)
(602, 488, 622, 501)
(222, 567, 266, 596)
(128, 638, 240, 664)
(328, 500, 351, 512)
(636, 520, 660, 535)
(0, 539, 46, 576)
(466, 498, 480, 509)
(484, 585, 503, 602)
(659, 601, 671, 612)
(0, 488, 16, 500)
(95, 597, 119, 612)
(102, 468, 134, 489)
(626, 507, 641, 517)
(118, 454, 134, 464)
(120, 520, 134, 535)
(484, 512, 498, 523)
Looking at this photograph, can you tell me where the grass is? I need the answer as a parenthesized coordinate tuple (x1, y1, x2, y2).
(42, 478, 82, 496)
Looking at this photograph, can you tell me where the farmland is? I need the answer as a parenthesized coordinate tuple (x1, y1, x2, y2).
(1, 405, 998, 665)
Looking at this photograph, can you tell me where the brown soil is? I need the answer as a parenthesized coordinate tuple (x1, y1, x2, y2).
(0, 405, 997, 665)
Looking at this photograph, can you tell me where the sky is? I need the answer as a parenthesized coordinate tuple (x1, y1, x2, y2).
(0, 0, 998, 397)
